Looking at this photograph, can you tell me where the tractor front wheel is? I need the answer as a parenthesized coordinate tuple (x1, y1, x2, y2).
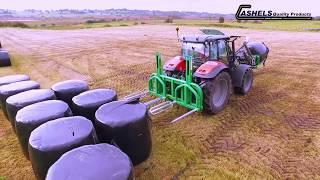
(235, 68, 253, 95)
(203, 71, 232, 114)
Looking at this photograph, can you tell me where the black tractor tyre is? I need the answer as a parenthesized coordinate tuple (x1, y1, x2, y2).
(234, 68, 253, 95)
(203, 71, 232, 114)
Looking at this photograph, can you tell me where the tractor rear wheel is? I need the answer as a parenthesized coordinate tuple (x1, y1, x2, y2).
(235, 68, 253, 95)
(203, 71, 232, 114)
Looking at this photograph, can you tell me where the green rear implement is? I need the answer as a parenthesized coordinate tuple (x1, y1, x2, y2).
(148, 53, 203, 111)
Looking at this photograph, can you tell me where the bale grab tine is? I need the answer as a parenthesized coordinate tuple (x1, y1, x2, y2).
(149, 101, 176, 115)
(123, 90, 149, 101)
(144, 97, 162, 107)
(170, 108, 198, 124)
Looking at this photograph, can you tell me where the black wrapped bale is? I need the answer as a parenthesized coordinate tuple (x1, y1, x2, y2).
(0, 80, 40, 118)
(72, 89, 117, 122)
(46, 144, 133, 180)
(247, 42, 269, 62)
(29, 116, 98, 180)
(6, 89, 56, 131)
(0, 74, 29, 87)
(0, 50, 11, 67)
(51, 80, 89, 108)
(16, 100, 72, 159)
(95, 100, 151, 165)
(0, 74, 29, 109)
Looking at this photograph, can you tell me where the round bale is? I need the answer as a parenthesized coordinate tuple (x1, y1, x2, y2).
(46, 144, 133, 180)
(95, 100, 151, 165)
(6, 89, 56, 131)
(51, 80, 89, 108)
(0, 74, 29, 87)
(0, 50, 11, 67)
(29, 116, 98, 180)
(0, 80, 40, 118)
(16, 100, 72, 159)
(72, 89, 117, 122)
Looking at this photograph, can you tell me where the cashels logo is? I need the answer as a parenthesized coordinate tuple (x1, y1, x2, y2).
(236, 4, 312, 20)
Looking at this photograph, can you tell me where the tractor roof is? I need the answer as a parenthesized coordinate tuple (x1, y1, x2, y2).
(182, 35, 229, 43)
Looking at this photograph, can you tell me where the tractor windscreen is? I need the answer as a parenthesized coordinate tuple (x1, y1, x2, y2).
(181, 43, 208, 60)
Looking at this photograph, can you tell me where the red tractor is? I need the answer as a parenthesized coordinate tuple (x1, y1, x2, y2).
(127, 28, 269, 123)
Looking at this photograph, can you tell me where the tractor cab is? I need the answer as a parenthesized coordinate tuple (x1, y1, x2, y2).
(181, 42, 208, 62)
(164, 35, 232, 75)
(181, 35, 230, 64)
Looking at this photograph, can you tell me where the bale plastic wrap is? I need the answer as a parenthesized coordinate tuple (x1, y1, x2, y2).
(16, 100, 72, 159)
(72, 89, 117, 122)
(29, 116, 98, 180)
(51, 80, 89, 108)
(0, 80, 40, 118)
(46, 144, 133, 180)
(6, 89, 56, 131)
(95, 100, 151, 165)
(0, 74, 29, 87)
(247, 42, 269, 62)
(0, 50, 11, 67)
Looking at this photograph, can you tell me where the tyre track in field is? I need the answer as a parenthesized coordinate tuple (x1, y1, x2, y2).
(180, 80, 320, 179)
(150, 84, 287, 178)
(171, 65, 320, 179)
(2, 30, 94, 80)
(180, 105, 320, 178)
(89, 62, 153, 97)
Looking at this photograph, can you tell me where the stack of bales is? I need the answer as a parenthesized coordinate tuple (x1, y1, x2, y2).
(0, 76, 153, 180)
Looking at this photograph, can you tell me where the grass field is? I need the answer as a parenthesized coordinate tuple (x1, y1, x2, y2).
(27, 19, 150, 30)
(174, 19, 320, 32)
(0, 25, 320, 179)
(1, 19, 162, 30)
(1, 18, 320, 32)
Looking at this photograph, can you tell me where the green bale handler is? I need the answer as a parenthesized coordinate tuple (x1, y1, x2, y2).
(125, 28, 269, 123)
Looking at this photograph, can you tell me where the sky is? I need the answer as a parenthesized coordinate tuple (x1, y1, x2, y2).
(0, 0, 319, 16)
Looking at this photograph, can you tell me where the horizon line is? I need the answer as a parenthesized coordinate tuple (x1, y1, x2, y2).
(0, 8, 235, 15)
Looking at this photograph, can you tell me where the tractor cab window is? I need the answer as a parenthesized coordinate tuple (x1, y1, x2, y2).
(181, 43, 208, 60)
(210, 40, 228, 63)
(209, 42, 218, 60)
(218, 40, 228, 64)
(218, 40, 227, 57)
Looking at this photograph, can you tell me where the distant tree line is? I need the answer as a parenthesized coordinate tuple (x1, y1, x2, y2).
(85, 19, 107, 24)
(0, 21, 30, 28)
